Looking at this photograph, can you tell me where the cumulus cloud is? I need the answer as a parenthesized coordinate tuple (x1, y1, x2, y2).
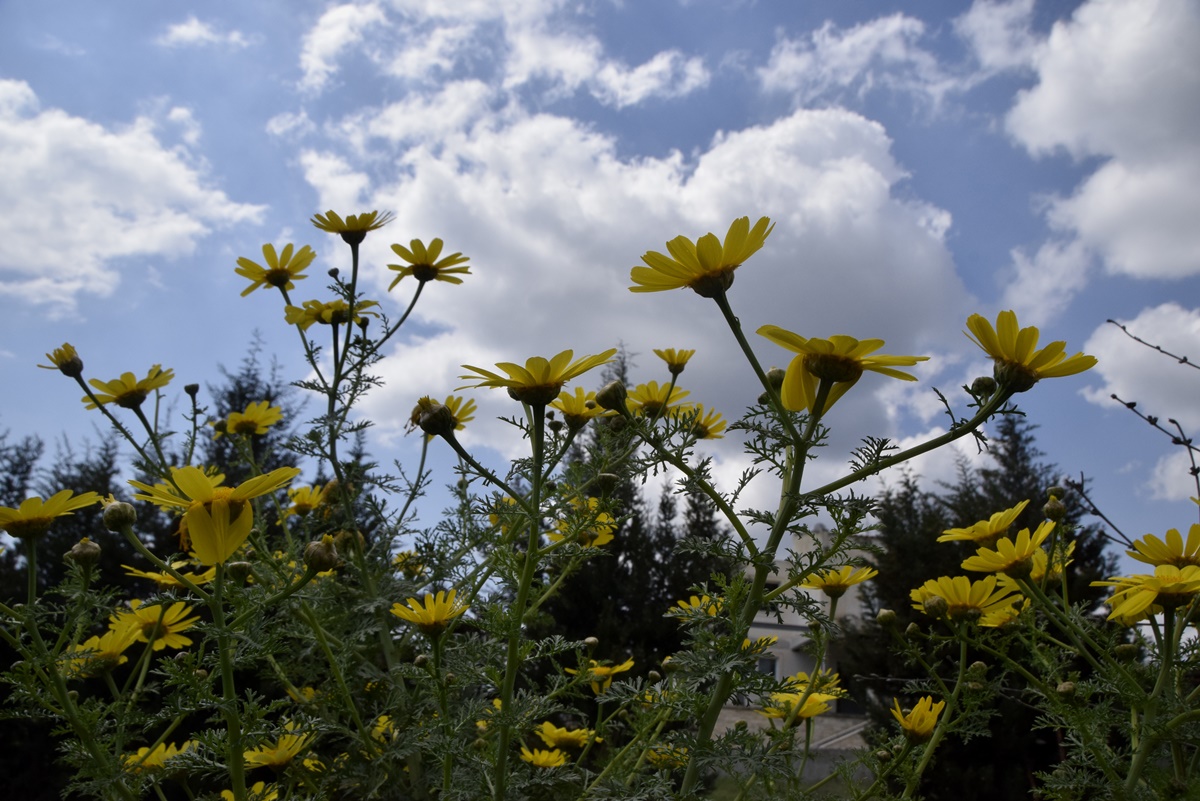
(1082, 304, 1200, 501)
(299, 3, 388, 92)
(1000, 239, 1091, 326)
(156, 16, 250, 49)
(759, 14, 954, 106)
(954, 0, 1037, 72)
(0, 80, 263, 316)
(1006, 0, 1200, 280)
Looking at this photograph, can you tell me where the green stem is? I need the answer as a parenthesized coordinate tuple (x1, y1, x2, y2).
(211, 565, 246, 801)
(903, 638, 968, 798)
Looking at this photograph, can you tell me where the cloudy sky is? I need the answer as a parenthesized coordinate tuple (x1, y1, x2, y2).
(2, 0, 1198, 553)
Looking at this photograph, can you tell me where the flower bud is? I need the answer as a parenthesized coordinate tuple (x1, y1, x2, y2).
(226, 561, 253, 582)
(662, 656, 679, 673)
(65, 537, 101, 566)
(328, 268, 339, 278)
(583, 637, 599, 650)
(101, 498, 137, 532)
(595, 380, 628, 412)
(418, 401, 457, 438)
(444, 673, 457, 685)
(548, 419, 563, 434)
(904, 622, 921, 638)
(1114, 643, 1140, 662)
(594, 473, 620, 496)
(874, 749, 892, 763)
(766, 367, 786, 391)
(184, 383, 200, 398)
(304, 535, 340, 572)
(1056, 681, 1076, 698)
(414, 654, 429, 668)
(647, 670, 662, 683)
(876, 608, 897, 627)
(1043, 497, 1066, 522)
(922, 596, 948, 618)
(971, 375, 997, 398)
(734, 720, 748, 732)
(472, 738, 488, 751)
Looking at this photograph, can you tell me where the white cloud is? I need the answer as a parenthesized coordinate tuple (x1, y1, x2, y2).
(759, 14, 954, 106)
(0, 80, 263, 316)
(592, 50, 710, 109)
(955, 0, 1037, 72)
(1000, 239, 1091, 326)
(299, 3, 388, 92)
(266, 110, 316, 138)
(156, 16, 250, 49)
(381, 22, 476, 81)
(1006, 0, 1200, 280)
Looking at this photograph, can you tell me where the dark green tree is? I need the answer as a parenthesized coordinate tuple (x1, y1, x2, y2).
(839, 416, 1117, 801)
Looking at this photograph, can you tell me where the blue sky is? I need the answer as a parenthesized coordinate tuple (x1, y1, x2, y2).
(2, 0, 1198, 557)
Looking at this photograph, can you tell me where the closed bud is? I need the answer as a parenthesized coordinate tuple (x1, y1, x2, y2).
(595, 380, 628, 412)
(1043, 497, 1066, 522)
(904, 622, 921, 638)
(226, 561, 253, 582)
(417, 401, 457, 438)
(414, 654, 429, 668)
(304, 534, 339, 572)
(966, 681, 985, 692)
(472, 738, 488, 751)
(766, 367, 786, 390)
(662, 656, 679, 673)
(594, 474, 620, 496)
(647, 670, 662, 683)
(194, 668, 208, 679)
(1047, 485, 1065, 500)
(184, 383, 200, 397)
(101, 498, 137, 532)
(548, 419, 563, 434)
(967, 661, 988, 681)
(875, 749, 892, 763)
(328, 268, 339, 278)
(67, 690, 79, 702)
(971, 375, 997, 398)
(1056, 681, 1076, 698)
(583, 637, 599, 650)
(66, 537, 101, 566)
(1115, 643, 1140, 662)
(444, 673, 456, 685)
(922, 596, 948, 618)
(734, 720, 748, 732)
(876, 608, 897, 626)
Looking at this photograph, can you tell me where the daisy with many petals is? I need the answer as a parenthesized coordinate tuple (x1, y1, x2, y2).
(686, 405, 727, 439)
(654, 348, 695, 376)
(1126, 524, 1200, 568)
(566, 657, 634, 694)
(391, 589, 469, 634)
(388, 238, 471, 289)
(630, 216, 774, 297)
(760, 691, 838, 724)
(965, 310, 1097, 393)
(66, 628, 139, 677)
(549, 496, 616, 547)
(892, 696, 945, 742)
(671, 594, 722, 617)
(236, 243, 316, 296)
(243, 723, 315, 769)
(129, 465, 301, 565)
(910, 575, 1018, 623)
(219, 400, 284, 437)
(460, 348, 617, 406)
(0, 490, 100, 541)
(109, 600, 200, 651)
(646, 744, 689, 769)
(38, 343, 83, 377)
(84, 365, 174, 410)
(627, 381, 690, 418)
(520, 747, 567, 768)
(961, 520, 1055, 577)
(123, 741, 195, 774)
(757, 327, 927, 418)
(536, 722, 600, 750)
(284, 299, 380, 331)
(551, 387, 612, 431)
(938, 500, 1030, 546)
(123, 561, 217, 589)
(802, 565, 879, 599)
(311, 209, 394, 244)
(286, 484, 329, 517)
(1092, 565, 1200, 623)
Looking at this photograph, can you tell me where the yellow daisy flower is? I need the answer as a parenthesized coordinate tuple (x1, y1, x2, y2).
(566, 657, 634, 694)
(979, 597, 1030, 628)
(686, 405, 727, 440)
(760, 691, 838, 724)
(123, 740, 195, 774)
(520, 746, 567, 768)
(536, 722, 600, 750)
(630, 216, 774, 297)
(392, 550, 426, 580)
(460, 348, 617, 406)
(243, 723, 314, 769)
(129, 465, 301, 565)
(109, 600, 200, 651)
(671, 594, 722, 617)
(1126, 524, 1200, 568)
(783, 668, 845, 696)
(84, 365, 174, 409)
(235, 243, 315, 296)
(123, 561, 217, 589)
(221, 781, 278, 801)
(549, 497, 616, 547)
(1092, 565, 1200, 623)
(757, 327, 927, 417)
(284, 299, 380, 331)
(0, 489, 101, 541)
(550, 387, 613, 430)
(66, 627, 139, 677)
(801, 565, 879, 599)
(646, 744, 689, 770)
(390, 589, 469, 634)
(286, 484, 329, 517)
(654, 348, 695, 376)
(891, 696, 945, 742)
(220, 400, 284, 437)
(961, 520, 1055, 577)
(910, 575, 1018, 623)
(38, 342, 83, 377)
(310, 209, 394, 244)
(938, 500, 1030, 546)
(387, 238, 471, 289)
(965, 310, 1097, 393)
(627, 380, 690, 418)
